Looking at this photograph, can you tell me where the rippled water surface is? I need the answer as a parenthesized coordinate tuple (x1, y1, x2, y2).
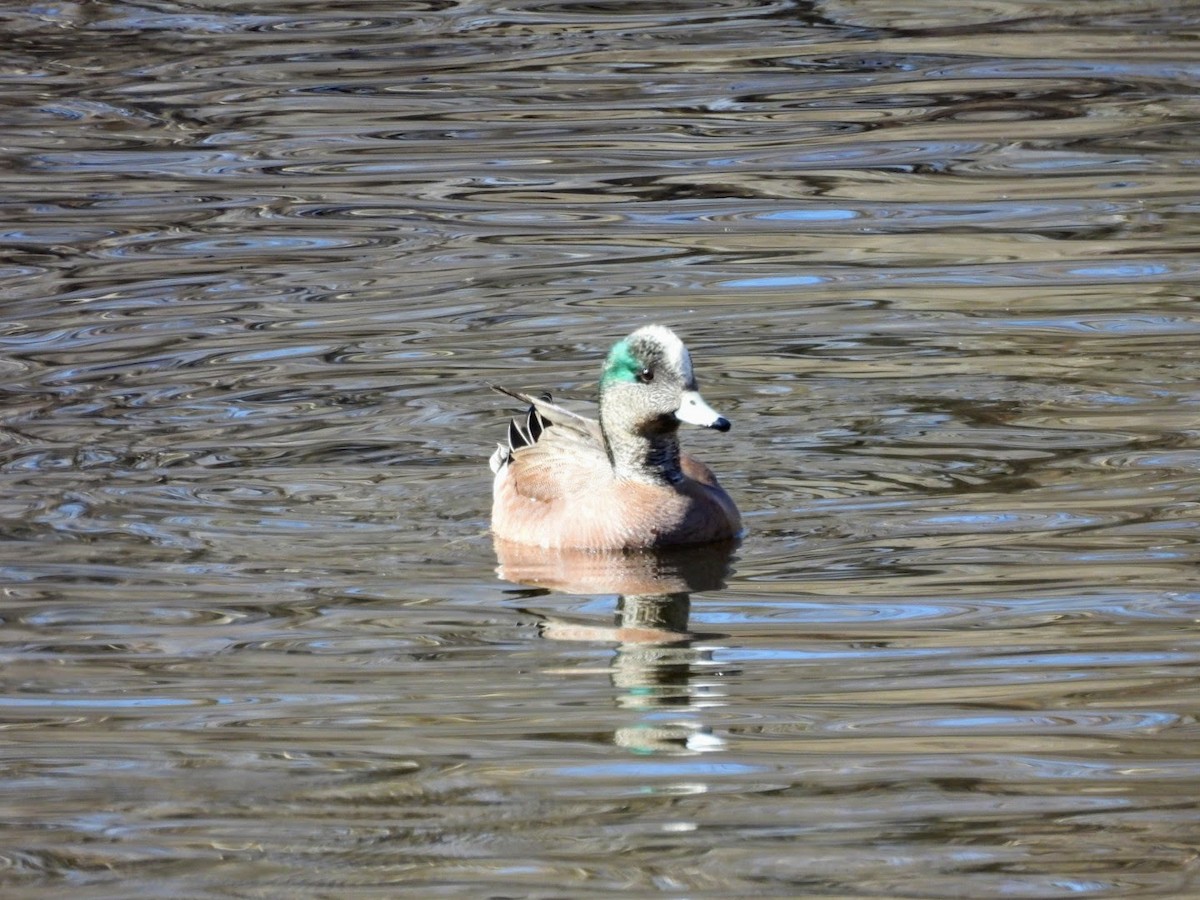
(3, 1, 1200, 896)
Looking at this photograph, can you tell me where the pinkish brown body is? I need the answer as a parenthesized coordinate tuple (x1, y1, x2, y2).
(492, 441, 741, 550)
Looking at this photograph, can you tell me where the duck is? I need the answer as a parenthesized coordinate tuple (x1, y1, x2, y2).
(490, 325, 742, 550)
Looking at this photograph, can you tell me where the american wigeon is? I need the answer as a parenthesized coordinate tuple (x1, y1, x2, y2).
(490, 325, 742, 550)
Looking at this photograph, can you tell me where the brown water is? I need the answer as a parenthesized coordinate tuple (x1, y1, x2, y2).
(3, 1, 1200, 897)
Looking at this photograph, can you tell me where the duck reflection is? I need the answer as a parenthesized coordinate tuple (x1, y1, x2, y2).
(495, 539, 738, 753)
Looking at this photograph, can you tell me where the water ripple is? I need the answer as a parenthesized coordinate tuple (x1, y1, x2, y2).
(3, 2, 1199, 897)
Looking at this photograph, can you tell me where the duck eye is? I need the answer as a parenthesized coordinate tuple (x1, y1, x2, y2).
(636, 367, 654, 384)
